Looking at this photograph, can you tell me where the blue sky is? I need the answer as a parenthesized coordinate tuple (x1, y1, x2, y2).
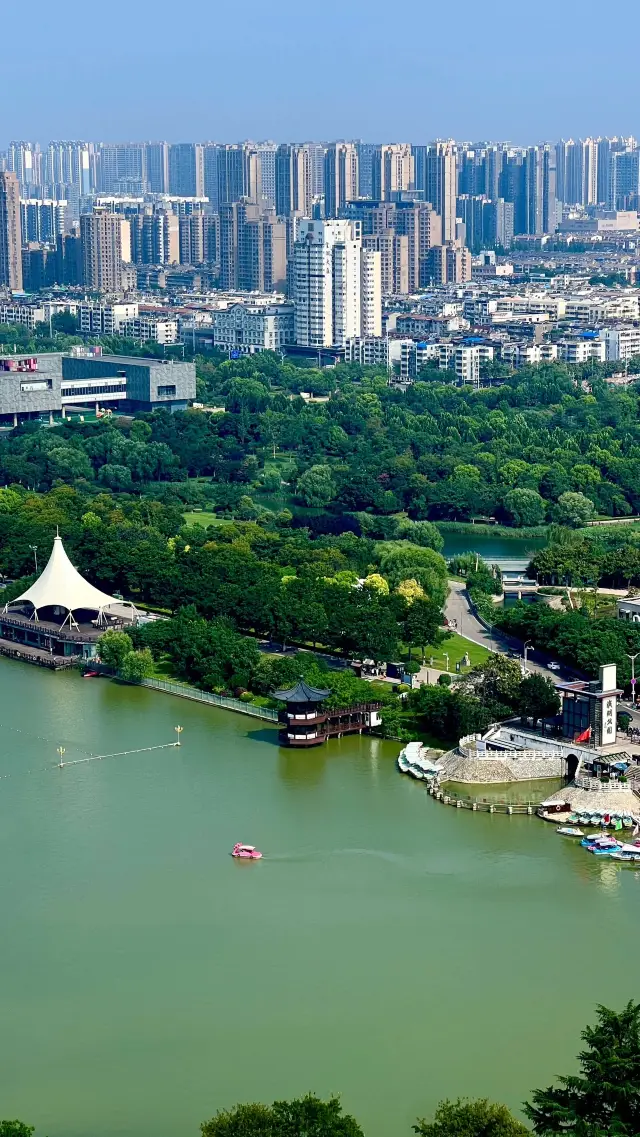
(3, 0, 639, 143)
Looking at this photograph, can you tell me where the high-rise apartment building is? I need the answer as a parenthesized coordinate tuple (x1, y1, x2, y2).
(292, 218, 381, 346)
(130, 208, 180, 265)
(363, 230, 409, 294)
(168, 144, 205, 198)
(219, 200, 286, 291)
(456, 195, 514, 251)
(341, 198, 441, 291)
(412, 145, 427, 198)
(0, 172, 23, 290)
(203, 144, 220, 210)
(556, 139, 598, 205)
(216, 144, 261, 206)
(426, 142, 457, 242)
(609, 146, 640, 209)
(306, 144, 326, 198)
(356, 142, 377, 198)
(20, 198, 67, 244)
(146, 143, 170, 193)
(177, 210, 219, 266)
(44, 142, 93, 195)
(80, 208, 129, 291)
(256, 143, 277, 207)
(7, 142, 42, 191)
(99, 144, 147, 193)
(275, 144, 313, 218)
(426, 242, 471, 285)
(371, 144, 414, 201)
(524, 145, 556, 235)
(324, 144, 359, 218)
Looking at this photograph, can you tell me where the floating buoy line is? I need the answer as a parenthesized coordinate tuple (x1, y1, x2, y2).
(0, 723, 184, 781)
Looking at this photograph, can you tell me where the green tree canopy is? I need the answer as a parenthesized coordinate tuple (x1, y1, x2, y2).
(0, 1124, 36, 1137)
(297, 465, 337, 507)
(503, 488, 546, 528)
(518, 672, 561, 727)
(555, 492, 595, 528)
(120, 647, 154, 682)
(201, 1094, 364, 1137)
(98, 629, 133, 670)
(414, 1098, 528, 1137)
(524, 1001, 640, 1136)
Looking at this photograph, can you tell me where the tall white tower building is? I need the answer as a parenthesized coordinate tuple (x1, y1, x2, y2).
(292, 219, 381, 347)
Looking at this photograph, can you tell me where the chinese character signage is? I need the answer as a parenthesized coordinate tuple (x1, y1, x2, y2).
(601, 696, 616, 744)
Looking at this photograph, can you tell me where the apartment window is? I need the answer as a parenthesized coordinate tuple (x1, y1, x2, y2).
(157, 385, 176, 397)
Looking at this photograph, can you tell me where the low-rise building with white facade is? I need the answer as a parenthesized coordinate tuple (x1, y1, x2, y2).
(600, 324, 640, 362)
(0, 303, 46, 330)
(207, 302, 295, 354)
(79, 302, 140, 336)
(557, 337, 606, 364)
(500, 341, 559, 367)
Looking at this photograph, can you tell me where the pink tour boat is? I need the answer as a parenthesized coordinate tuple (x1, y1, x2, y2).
(232, 843, 262, 860)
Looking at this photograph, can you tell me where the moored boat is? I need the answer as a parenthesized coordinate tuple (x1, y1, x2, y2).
(557, 826, 583, 837)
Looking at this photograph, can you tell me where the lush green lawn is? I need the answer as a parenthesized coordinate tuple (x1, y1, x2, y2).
(407, 630, 491, 672)
(183, 511, 233, 527)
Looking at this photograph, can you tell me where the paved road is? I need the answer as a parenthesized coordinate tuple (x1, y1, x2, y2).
(444, 580, 570, 682)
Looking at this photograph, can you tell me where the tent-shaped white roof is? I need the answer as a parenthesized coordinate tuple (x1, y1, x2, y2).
(9, 535, 123, 618)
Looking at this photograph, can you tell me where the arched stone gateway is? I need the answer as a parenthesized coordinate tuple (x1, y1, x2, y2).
(566, 753, 580, 781)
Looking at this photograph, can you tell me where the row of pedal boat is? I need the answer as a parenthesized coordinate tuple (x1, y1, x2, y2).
(557, 827, 640, 863)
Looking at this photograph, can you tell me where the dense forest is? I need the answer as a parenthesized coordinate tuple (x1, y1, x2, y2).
(2, 330, 640, 526)
(4, 328, 640, 711)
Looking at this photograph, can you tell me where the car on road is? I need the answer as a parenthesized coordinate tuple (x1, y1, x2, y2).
(547, 661, 562, 672)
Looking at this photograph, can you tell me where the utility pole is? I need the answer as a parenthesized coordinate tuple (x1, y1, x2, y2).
(626, 653, 639, 706)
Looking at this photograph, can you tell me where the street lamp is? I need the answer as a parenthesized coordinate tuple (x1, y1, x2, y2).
(174, 725, 184, 746)
(444, 652, 450, 672)
(56, 746, 66, 768)
(524, 639, 533, 673)
(626, 653, 639, 706)
(29, 545, 38, 574)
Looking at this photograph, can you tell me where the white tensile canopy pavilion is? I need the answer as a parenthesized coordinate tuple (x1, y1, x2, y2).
(4, 533, 138, 630)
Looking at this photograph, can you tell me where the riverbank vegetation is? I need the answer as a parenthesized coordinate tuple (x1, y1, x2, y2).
(408, 656, 560, 740)
(0, 484, 446, 665)
(530, 524, 640, 588)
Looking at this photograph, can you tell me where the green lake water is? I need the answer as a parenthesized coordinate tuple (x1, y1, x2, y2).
(1, 659, 639, 1137)
(440, 533, 547, 561)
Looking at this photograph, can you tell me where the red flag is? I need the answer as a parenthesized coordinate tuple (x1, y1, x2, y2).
(575, 726, 592, 743)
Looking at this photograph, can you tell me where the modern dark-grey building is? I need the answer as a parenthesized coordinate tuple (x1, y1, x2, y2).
(61, 354, 195, 412)
(0, 351, 195, 424)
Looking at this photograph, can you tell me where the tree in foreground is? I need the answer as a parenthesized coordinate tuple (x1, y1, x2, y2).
(201, 1094, 364, 1137)
(524, 1001, 640, 1135)
(414, 1098, 528, 1137)
(517, 672, 560, 728)
(0, 1124, 36, 1137)
(98, 629, 133, 670)
(120, 647, 154, 682)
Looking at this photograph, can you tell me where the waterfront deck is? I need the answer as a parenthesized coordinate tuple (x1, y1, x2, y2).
(0, 637, 74, 669)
